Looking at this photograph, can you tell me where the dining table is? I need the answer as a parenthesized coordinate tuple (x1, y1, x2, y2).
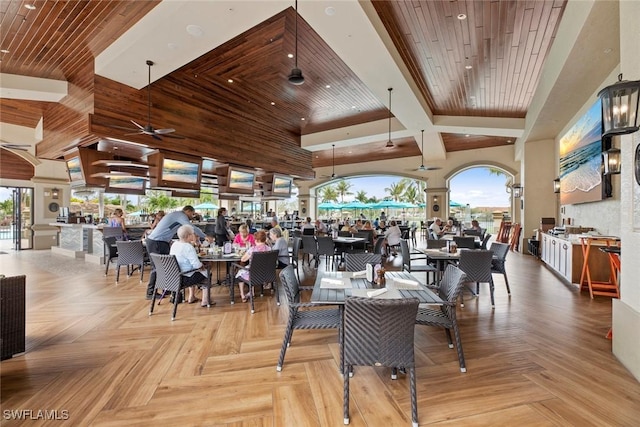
(311, 270, 444, 371)
(199, 252, 243, 303)
(331, 236, 367, 264)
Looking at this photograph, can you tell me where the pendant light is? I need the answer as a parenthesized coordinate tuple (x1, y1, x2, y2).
(417, 130, 426, 171)
(386, 87, 393, 147)
(288, 0, 304, 85)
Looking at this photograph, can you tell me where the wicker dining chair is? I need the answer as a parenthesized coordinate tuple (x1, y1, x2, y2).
(453, 236, 476, 249)
(115, 240, 146, 283)
(344, 253, 382, 272)
(301, 235, 318, 267)
(238, 250, 279, 314)
(103, 236, 119, 276)
(416, 265, 468, 372)
(458, 249, 496, 308)
(290, 237, 302, 281)
(489, 242, 511, 295)
(317, 236, 339, 270)
(343, 296, 420, 426)
(480, 233, 492, 249)
(276, 266, 341, 372)
(148, 253, 193, 321)
(400, 239, 437, 284)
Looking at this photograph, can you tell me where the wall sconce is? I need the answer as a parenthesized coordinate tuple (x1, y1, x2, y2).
(553, 178, 561, 194)
(432, 195, 438, 203)
(512, 184, 523, 198)
(602, 147, 621, 175)
(51, 188, 60, 199)
(598, 73, 640, 137)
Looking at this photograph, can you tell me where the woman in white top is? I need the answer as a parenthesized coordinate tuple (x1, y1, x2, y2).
(383, 220, 402, 255)
(169, 224, 212, 307)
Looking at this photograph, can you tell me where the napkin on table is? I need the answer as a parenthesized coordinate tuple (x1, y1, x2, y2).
(366, 288, 388, 298)
(393, 278, 420, 288)
(351, 270, 367, 278)
(321, 278, 344, 286)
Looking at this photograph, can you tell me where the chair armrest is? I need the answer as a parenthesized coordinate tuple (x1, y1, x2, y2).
(292, 302, 339, 309)
(180, 268, 200, 276)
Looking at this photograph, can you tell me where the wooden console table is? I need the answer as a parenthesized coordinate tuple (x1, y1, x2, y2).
(579, 236, 620, 299)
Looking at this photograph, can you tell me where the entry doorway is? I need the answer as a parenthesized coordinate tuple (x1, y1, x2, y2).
(0, 187, 33, 250)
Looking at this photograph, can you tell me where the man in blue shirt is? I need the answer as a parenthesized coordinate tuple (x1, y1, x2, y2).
(145, 205, 212, 299)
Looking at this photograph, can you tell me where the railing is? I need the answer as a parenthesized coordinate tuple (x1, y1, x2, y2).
(0, 226, 14, 240)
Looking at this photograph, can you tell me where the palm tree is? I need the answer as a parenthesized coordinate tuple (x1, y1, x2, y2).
(334, 180, 353, 203)
(143, 190, 180, 211)
(403, 185, 420, 205)
(354, 190, 368, 203)
(384, 181, 406, 201)
(318, 185, 338, 202)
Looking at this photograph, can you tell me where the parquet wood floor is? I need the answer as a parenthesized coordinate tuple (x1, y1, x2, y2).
(1, 247, 639, 426)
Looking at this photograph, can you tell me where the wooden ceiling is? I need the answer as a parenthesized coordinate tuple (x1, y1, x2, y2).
(0, 0, 568, 177)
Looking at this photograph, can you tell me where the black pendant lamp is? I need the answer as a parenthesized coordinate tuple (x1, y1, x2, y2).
(598, 73, 640, 137)
(288, 0, 304, 85)
(386, 88, 394, 148)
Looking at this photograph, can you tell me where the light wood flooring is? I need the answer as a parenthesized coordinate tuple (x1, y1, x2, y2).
(1, 245, 639, 426)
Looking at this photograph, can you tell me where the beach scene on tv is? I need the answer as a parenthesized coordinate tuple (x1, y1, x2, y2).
(229, 170, 254, 189)
(559, 100, 603, 205)
(273, 176, 291, 194)
(108, 176, 146, 190)
(67, 157, 83, 182)
(162, 159, 199, 183)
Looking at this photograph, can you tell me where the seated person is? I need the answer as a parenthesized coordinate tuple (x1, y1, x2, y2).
(233, 224, 256, 247)
(236, 230, 271, 302)
(383, 220, 402, 255)
(245, 219, 257, 234)
(270, 218, 282, 233)
(315, 219, 328, 234)
(300, 217, 315, 232)
(362, 220, 373, 230)
(169, 224, 212, 307)
(269, 227, 290, 269)
(377, 220, 387, 232)
(354, 219, 364, 230)
(429, 218, 444, 238)
(443, 219, 456, 233)
(372, 217, 380, 229)
(470, 219, 482, 233)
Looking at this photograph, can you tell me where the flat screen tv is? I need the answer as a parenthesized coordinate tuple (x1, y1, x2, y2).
(66, 157, 83, 182)
(559, 99, 608, 205)
(105, 176, 147, 195)
(149, 151, 202, 190)
(227, 167, 255, 192)
(272, 174, 292, 196)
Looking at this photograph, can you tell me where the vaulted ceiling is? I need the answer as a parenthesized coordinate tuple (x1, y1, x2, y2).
(0, 0, 621, 181)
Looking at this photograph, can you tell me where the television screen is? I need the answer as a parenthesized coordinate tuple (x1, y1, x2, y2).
(272, 175, 292, 195)
(106, 176, 147, 195)
(161, 158, 200, 184)
(66, 157, 83, 182)
(228, 169, 255, 190)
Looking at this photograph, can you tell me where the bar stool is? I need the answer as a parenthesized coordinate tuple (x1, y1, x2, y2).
(579, 236, 620, 299)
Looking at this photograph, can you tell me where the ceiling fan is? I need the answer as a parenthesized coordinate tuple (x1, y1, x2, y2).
(110, 60, 184, 140)
(407, 130, 441, 171)
(320, 144, 340, 180)
(0, 140, 30, 151)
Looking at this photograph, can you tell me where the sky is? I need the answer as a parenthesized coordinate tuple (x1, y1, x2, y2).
(1, 167, 511, 209)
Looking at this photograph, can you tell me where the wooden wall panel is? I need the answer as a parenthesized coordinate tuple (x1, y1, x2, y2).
(0, 99, 51, 128)
(0, 148, 34, 180)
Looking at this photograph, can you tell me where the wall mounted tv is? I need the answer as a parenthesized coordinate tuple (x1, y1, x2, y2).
(64, 148, 111, 187)
(271, 174, 293, 197)
(66, 157, 83, 182)
(217, 166, 256, 195)
(105, 176, 147, 195)
(149, 151, 202, 190)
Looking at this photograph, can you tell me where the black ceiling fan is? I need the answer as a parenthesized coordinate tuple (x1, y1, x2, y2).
(111, 60, 184, 140)
(408, 130, 441, 171)
(320, 144, 340, 179)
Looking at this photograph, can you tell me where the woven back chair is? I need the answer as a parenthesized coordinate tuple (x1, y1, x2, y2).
(343, 296, 420, 426)
(103, 236, 119, 276)
(148, 253, 191, 321)
(373, 237, 386, 257)
(458, 249, 495, 308)
(351, 231, 369, 253)
(344, 253, 381, 272)
(480, 233, 492, 249)
(276, 266, 341, 372)
(1, 275, 26, 360)
(453, 236, 476, 249)
(290, 237, 302, 281)
(416, 265, 468, 372)
(301, 228, 315, 236)
(102, 226, 124, 239)
(338, 231, 352, 237)
(489, 242, 511, 295)
(244, 250, 279, 314)
(426, 239, 447, 249)
(317, 236, 338, 270)
(400, 239, 436, 283)
(115, 240, 146, 283)
(301, 235, 318, 267)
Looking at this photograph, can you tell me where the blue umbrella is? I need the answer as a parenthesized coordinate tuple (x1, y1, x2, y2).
(449, 200, 465, 208)
(194, 202, 219, 210)
(370, 200, 405, 209)
(341, 201, 369, 209)
(318, 201, 342, 210)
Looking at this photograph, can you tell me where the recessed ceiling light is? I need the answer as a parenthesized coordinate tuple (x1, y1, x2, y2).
(186, 24, 204, 38)
(227, 79, 234, 83)
(465, 65, 473, 70)
(301, 118, 305, 121)
(270, 101, 276, 106)
(24, 4, 36, 10)
(325, 84, 331, 89)
(457, 13, 467, 20)
(507, 139, 513, 143)
(465, 134, 470, 137)
(0, 49, 9, 54)
(287, 53, 294, 58)
(325, 6, 336, 16)
(351, 106, 356, 109)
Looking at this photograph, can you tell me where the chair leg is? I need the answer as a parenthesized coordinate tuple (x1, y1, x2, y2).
(140, 264, 144, 283)
(149, 291, 157, 315)
(277, 319, 295, 371)
(250, 285, 256, 314)
(410, 367, 418, 427)
(452, 322, 467, 373)
(343, 364, 350, 425)
(503, 272, 511, 295)
(116, 265, 121, 283)
(444, 328, 454, 348)
(489, 278, 495, 308)
(171, 294, 179, 321)
(104, 258, 110, 276)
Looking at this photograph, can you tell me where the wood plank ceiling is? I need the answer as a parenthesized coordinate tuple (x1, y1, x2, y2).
(0, 1, 567, 178)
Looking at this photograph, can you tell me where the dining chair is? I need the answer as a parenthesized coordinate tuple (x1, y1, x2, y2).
(290, 237, 302, 281)
(351, 231, 369, 253)
(426, 239, 447, 249)
(237, 250, 279, 314)
(458, 249, 495, 308)
(148, 253, 193, 321)
(103, 236, 119, 276)
(415, 265, 468, 372)
(343, 296, 420, 427)
(115, 240, 146, 283)
(480, 233, 492, 249)
(489, 242, 511, 295)
(453, 236, 476, 249)
(338, 231, 352, 237)
(400, 239, 436, 284)
(276, 266, 341, 372)
(317, 236, 339, 270)
(301, 235, 318, 267)
(301, 228, 315, 236)
(344, 253, 381, 272)
(373, 237, 386, 258)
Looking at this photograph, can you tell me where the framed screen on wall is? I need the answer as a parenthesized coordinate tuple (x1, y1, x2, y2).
(66, 157, 83, 182)
(228, 168, 255, 190)
(106, 176, 147, 195)
(559, 99, 607, 205)
(272, 174, 292, 196)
